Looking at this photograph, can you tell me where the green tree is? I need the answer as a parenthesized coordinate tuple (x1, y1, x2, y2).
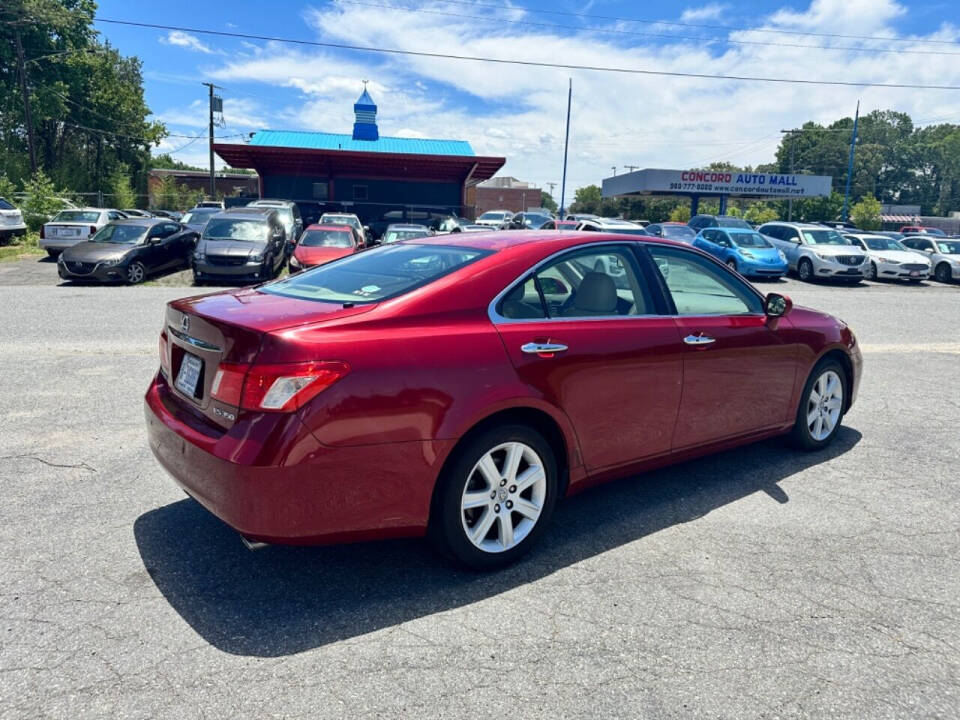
(21, 169, 60, 230)
(744, 204, 779, 224)
(108, 163, 137, 208)
(669, 204, 691, 223)
(1, 1, 165, 194)
(150, 153, 205, 172)
(570, 185, 602, 214)
(850, 195, 882, 230)
(0, 174, 17, 202)
(539, 191, 558, 213)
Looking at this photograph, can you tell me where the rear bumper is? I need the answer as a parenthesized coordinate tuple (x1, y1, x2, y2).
(144, 373, 449, 544)
(40, 236, 90, 251)
(0, 224, 26, 237)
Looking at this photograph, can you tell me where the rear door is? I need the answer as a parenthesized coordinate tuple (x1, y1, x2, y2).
(644, 245, 799, 449)
(492, 243, 684, 471)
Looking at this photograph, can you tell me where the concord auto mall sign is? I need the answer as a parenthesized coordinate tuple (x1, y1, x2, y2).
(602, 168, 833, 199)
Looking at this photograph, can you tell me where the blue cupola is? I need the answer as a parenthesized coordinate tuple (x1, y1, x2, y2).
(352, 86, 379, 141)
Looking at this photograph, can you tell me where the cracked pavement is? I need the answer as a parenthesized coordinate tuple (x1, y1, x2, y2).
(1, 263, 958, 718)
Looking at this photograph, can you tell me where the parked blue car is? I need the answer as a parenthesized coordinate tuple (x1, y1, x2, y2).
(693, 227, 789, 279)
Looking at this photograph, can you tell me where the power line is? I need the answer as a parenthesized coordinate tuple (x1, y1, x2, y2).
(87, 18, 960, 91)
(335, 0, 960, 58)
(408, 0, 960, 48)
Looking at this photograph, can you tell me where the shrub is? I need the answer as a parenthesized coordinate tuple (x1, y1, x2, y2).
(21, 171, 61, 231)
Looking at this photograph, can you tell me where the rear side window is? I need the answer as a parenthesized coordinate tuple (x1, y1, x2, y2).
(263, 244, 489, 304)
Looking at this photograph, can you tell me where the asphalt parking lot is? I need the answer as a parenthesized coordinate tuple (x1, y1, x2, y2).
(1, 255, 958, 718)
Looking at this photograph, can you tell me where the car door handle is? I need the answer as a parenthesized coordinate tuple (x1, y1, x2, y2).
(521, 342, 568, 356)
(683, 334, 716, 346)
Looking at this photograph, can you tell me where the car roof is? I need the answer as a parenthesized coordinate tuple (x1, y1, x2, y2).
(719, 227, 760, 233)
(214, 209, 273, 220)
(56, 207, 107, 212)
(249, 199, 294, 206)
(409, 230, 689, 253)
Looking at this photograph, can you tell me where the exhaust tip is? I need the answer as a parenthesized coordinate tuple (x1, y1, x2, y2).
(240, 535, 269, 551)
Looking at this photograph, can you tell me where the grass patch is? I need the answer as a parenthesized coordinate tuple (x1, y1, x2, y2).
(0, 232, 44, 263)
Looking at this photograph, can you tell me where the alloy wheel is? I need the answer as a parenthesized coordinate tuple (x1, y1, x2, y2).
(867, 261, 877, 280)
(126, 262, 145, 284)
(936, 263, 951, 283)
(806, 370, 843, 441)
(460, 441, 547, 553)
(798, 258, 813, 281)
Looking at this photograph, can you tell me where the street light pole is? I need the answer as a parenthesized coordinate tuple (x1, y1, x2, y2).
(14, 31, 38, 174)
(559, 78, 572, 218)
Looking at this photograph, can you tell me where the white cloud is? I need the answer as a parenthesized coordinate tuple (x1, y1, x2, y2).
(680, 4, 729, 22)
(155, 0, 960, 190)
(160, 30, 219, 55)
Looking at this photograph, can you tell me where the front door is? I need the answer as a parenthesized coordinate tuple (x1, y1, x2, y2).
(645, 245, 799, 449)
(493, 243, 684, 471)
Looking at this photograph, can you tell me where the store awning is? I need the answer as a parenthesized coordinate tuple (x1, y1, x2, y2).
(881, 214, 918, 223)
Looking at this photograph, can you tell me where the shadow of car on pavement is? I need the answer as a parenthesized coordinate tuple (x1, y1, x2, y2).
(134, 426, 861, 657)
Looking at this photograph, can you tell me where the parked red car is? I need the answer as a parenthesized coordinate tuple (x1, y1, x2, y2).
(288, 223, 361, 273)
(145, 232, 862, 568)
(899, 225, 946, 236)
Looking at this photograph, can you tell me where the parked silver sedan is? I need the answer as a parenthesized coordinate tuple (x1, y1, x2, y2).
(40, 208, 126, 257)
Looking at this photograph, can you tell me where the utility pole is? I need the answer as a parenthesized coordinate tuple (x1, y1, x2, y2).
(611, 166, 617, 176)
(559, 78, 572, 218)
(202, 82, 221, 198)
(624, 165, 638, 173)
(546, 181, 557, 195)
(14, 31, 38, 173)
(780, 129, 797, 221)
(842, 101, 860, 223)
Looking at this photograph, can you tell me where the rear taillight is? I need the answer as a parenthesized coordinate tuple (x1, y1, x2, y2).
(211, 361, 349, 412)
(159, 331, 170, 375)
(40, 225, 45, 239)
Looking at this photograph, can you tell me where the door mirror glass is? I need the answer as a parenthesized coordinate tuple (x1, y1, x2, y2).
(765, 293, 792, 317)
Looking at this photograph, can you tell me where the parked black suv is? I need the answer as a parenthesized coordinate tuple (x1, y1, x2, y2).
(192, 208, 287, 284)
(688, 214, 753, 231)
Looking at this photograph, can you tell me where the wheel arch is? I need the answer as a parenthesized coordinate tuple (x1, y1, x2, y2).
(429, 405, 576, 525)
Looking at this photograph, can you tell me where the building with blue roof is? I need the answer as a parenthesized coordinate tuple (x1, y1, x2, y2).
(213, 87, 505, 230)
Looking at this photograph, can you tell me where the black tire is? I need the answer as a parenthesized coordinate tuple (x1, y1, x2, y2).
(430, 424, 559, 570)
(46, 249, 60, 259)
(866, 261, 877, 281)
(125, 261, 147, 285)
(789, 359, 848, 451)
(797, 257, 814, 282)
(192, 271, 203, 286)
(935, 262, 952, 283)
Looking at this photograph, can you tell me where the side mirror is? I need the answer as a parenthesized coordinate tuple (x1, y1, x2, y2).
(363, 225, 371, 234)
(924, 248, 934, 253)
(538, 277, 568, 295)
(765, 293, 792, 318)
(148, 236, 161, 244)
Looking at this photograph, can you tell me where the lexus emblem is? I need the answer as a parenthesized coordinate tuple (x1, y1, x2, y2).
(180, 315, 190, 332)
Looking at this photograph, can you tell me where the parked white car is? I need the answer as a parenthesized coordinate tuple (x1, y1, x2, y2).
(758, 222, 868, 284)
(575, 218, 650, 236)
(39, 208, 126, 257)
(901, 235, 960, 284)
(0, 197, 27, 242)
(844, 232, 931, 282)
(319, 212, 367, 245)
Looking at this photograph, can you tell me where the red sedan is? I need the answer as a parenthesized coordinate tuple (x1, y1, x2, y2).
(288, 223, 361, 273)
(145, 232, 861, 568)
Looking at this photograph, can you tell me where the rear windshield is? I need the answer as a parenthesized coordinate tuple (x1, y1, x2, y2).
(382, 229, 430, 243)
(203, 218, 267, 242)
(52, 210, 100, 223)
(321, 215, 359, 229)
(300, 229, 353, 248)
(661, 225, 696, 240)
(263, 244, 489, 304)
(0, 198, 14, 210)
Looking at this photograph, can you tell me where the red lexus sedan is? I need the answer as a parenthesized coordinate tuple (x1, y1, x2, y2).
(145, 232, 861, 569)
(287, 223, 361, 274)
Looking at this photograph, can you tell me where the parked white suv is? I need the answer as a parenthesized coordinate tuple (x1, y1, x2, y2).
(844, 232, 931, 282)
(0, 197, 27, 242)
(475, 210, 514, 229)
(39, 208, 125, 257)
(759, 222, 868, 283)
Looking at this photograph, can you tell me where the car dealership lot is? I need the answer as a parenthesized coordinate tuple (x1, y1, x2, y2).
(1, 266, 958, 718)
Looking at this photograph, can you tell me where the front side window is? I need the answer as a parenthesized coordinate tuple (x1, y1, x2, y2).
(498, 246, 653, 319)
(264, 244, 489, 304)
(648, 246, 763, 316)
(935, 240, 960, 254)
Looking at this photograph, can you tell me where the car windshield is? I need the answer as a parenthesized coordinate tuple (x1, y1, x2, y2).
(0, 198, 14, 210)
(730, 232, 772, 248)
(716, 217, 752, 229)
(478, 212, 505, 221)
(863, 237, 904, 251)
(935, 240, 960, 254)
(91, 224, 148, 244)
(522, 215, 551, 227)
(52, 210, 100, 223)
(383, 229, 430, 243)
(181, 209, 218, 225)
(802, 229, 850, 245)
(263, 244, 489, 304)
(661, 225, 696, 240)
(321, 215, 359, 230)
(300, 229, 353, 248)
(202, 218, 267, 241)
(262, 207, 294, 232)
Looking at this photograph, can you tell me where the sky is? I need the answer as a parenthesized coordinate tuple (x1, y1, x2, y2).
(94, 0, 960, 195)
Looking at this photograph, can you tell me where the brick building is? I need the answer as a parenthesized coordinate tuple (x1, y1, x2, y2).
(476, 176, 544, 215)
(147, 168, 259, 207)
